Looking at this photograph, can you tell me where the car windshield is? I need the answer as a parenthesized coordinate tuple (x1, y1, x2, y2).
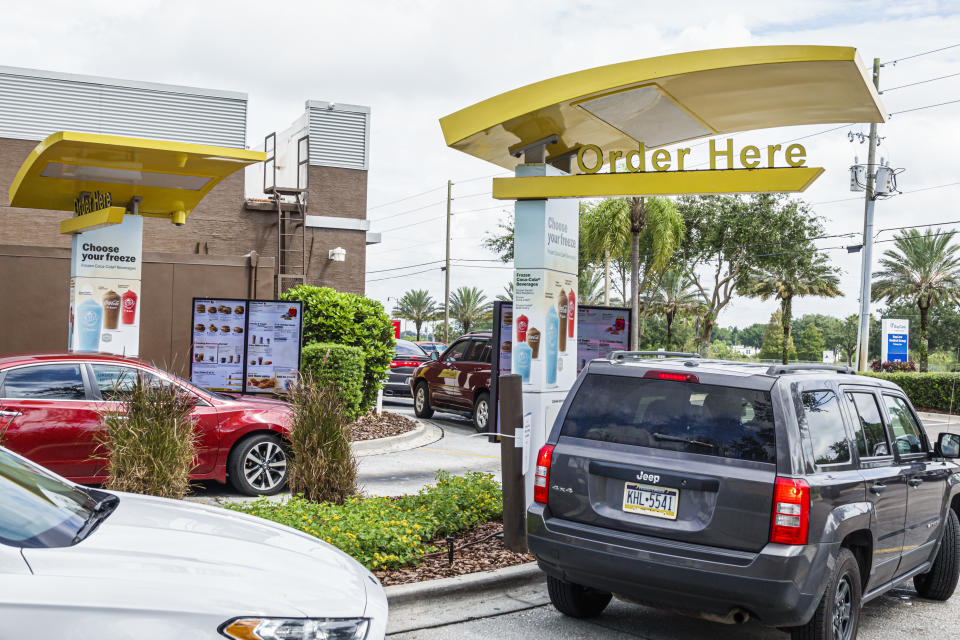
(0, 448, 95, 547)
(395, 341, 426, 357)
(561, 374, 776, 464)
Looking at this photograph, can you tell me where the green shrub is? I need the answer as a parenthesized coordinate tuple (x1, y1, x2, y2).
(301, 342, 365, 419)
(96, 381, 198, 499)
(225, 471, 502, 570)
(287, 374, 357, 504)
(861, 372, 960, 412)
(281, 285, 393, 412)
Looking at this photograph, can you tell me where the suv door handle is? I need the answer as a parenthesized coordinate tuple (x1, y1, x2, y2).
(0, 410, 21, 418)
(908, 477, 924, 488)
(870, 482, 886, 495)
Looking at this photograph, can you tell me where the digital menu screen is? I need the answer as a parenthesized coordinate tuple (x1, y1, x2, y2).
(576, 306, 630, 372)
(190, 299, 248, 392)
(244, 301, 303, 394)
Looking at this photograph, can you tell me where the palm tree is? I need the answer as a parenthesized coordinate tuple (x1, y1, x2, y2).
(643, 270, 705, 349)
(495, 282, 513, 302)
(741, 253, 841, 364)
(581, 196, 683, 348)
(392, 289, 437, 340)
(449, 286, 491, 334)
(578, 267, 605, 306)
(872, 228, 960, 372)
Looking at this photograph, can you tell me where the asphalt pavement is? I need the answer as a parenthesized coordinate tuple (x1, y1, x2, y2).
(387, 582, 956, 640)
(357, 398, 501, 496)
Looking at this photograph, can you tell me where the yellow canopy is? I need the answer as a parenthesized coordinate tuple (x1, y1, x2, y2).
(9, 131, 265, 224)
(440, 45, 884, 173)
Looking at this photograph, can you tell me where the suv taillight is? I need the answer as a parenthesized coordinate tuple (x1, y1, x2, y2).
(533, 445, 554, 504)
(770, 477, 810, 545)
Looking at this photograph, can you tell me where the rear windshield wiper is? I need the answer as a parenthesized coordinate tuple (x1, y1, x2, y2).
(653, 432, 716, 450)
(71, 494, 119, 545)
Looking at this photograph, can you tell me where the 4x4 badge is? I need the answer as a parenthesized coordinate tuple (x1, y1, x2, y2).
(636, 471, 661, 484)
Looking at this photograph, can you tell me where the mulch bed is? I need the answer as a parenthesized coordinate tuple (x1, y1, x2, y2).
(350, 410, 417, 441)
(374, 521, 534, 586)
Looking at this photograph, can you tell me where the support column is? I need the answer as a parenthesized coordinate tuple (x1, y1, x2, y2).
(511, 162, 579, 506)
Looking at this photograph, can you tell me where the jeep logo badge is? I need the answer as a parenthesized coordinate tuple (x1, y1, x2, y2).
(636, 471, 661, 484)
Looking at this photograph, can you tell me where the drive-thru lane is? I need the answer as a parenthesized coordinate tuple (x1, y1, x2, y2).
(388, 583, 956, 639)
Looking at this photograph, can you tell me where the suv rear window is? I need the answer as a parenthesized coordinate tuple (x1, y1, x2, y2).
(560, 374, 776, 463)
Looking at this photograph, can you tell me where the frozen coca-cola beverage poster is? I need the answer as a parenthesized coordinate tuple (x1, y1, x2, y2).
(512, 269, 577, 391)
(68, 277, 140, 357)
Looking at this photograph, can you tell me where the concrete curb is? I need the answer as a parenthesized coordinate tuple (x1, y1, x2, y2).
(385, 561, 542, 605)
(351, 419, 442, 457)
(384, 562, 548, 635)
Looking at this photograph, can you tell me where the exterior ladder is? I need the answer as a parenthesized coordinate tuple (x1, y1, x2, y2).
(264, 133, 310, 297)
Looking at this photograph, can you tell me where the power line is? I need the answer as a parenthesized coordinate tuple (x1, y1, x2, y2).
(371, 200, 444, 222)
(882, 43, 960, 66)
(378, 214, 446, 233)
(882, 71, 960, 92)
(367, 266, 439, 283)
(889, 97, 960, 116)
(811, 180, 960, 207)
(367, 185, 444, 211)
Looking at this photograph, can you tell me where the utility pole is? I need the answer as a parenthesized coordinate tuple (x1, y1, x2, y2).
(443, 179, 452, 343)
(855, 58, 881, 372)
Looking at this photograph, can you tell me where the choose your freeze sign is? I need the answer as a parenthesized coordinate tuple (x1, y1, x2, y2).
(881, 319, 909, 363)
(69, 214, 143, 357)
(511, 163, 579, 505)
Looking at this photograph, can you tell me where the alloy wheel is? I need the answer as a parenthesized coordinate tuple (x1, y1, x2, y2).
(415, 387, 426, 412)
(243, 440, 287, 493)
(833, 575, 853, 640)
(476, 399, 489, 429)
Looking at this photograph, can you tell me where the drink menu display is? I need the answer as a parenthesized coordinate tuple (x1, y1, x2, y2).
(245, 301, 303, 394)
(191, 299, 248, 392)
(576, 306, 631, 372)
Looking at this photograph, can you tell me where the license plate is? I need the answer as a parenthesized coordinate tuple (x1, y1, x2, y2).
(622, 482, 679, 520)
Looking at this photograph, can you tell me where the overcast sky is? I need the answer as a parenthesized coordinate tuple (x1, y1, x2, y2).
(3, 1, 959, 331)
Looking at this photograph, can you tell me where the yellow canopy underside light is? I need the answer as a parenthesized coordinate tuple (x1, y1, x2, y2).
(440, 45, 884, 173)
(9, 131, 265, 223)
(492, 167, 824, 199)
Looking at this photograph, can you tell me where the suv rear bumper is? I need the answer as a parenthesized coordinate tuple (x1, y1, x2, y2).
(527, 505, 834, 627)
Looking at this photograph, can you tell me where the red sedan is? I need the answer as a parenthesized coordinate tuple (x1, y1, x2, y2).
(0, 353, 291, 496)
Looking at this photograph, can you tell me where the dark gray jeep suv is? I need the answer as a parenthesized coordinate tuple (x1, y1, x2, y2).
(527, 353, 960, 640)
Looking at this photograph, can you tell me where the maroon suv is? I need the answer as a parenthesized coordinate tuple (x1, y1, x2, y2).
(410, 332, 491, 431)
(0, 353, 292, 496)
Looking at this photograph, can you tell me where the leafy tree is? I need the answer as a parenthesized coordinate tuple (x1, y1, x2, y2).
(740, 251, 840, 364)
(482, 219, 514, 262)
(759, 310, 797, 361)
(872, 228, 960, 371)
(797, 323, 826, 362)
(642, 269, 705, 349)
(740, 323, 766, 349)
(838, 314, 860, 366)
(449, 286, 491, 334)
(392, 289, 438, 340)
(677, 194, 829, 355)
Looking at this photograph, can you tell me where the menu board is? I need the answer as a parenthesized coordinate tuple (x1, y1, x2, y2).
(245, 301, 303, 394)
(191, 299, 248, 392)
(497, 302, 513, 374)
(576, 305, 631, 372)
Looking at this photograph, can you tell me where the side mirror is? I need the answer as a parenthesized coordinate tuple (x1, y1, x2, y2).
(935, 433, 960, 458)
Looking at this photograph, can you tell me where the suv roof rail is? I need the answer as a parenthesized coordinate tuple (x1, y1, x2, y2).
(609, 350, 702, 361)
(765, 363, 856, 376)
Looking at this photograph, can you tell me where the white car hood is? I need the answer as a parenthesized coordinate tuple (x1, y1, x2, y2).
(21, 492, 373, 620)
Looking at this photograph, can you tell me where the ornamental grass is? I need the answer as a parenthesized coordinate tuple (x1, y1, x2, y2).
(286, 373, 357, 504)
(95, 381, 198, 499)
